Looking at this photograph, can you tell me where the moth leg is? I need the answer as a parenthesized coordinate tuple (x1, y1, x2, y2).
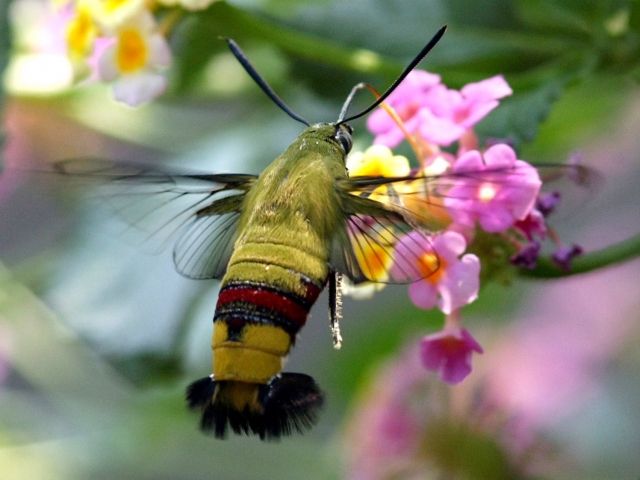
(328, 271, 344, 350)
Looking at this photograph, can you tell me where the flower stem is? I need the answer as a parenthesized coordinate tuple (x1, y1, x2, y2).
(521, 233, 640, 278)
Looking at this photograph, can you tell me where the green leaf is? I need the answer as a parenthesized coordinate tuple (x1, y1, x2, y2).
(476, 78, 566, 147)
(170, 13, 228, 94)
(514, 0, 596, 36)
(522, 73, 632, 158)
(172, 2, 403, 95)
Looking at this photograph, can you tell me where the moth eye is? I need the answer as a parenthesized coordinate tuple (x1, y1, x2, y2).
(335, 127, 353, 154)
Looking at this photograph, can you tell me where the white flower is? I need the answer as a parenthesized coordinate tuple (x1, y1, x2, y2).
(341, 277, 386, 299)
(97, 12, 171, 106)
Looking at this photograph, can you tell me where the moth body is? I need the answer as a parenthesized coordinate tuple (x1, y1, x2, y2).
(187, 124, 351, 439)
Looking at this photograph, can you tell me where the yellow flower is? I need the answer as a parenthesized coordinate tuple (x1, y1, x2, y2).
(347, 144, 410, 178)
(347, 144, 411, 206)
(115, 26, 149, 73)
(88, 0, 146, 30)
(65, 1, 97, 61)
(353, 237, 392, 282)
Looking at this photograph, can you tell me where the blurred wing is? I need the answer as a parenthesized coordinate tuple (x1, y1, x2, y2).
(53, 158, 257, 279)
(333, 163, 597, 284)
(332, 194, 438, 284)
(172, 195, 244, 279)
(341, 163, 598, 228)
(535, 163, 603, 218)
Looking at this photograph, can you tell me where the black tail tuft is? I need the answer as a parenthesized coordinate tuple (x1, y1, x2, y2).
(259, 373, 325, 439)
(185, 373, 324, 440)
(186, 375, 216, 409)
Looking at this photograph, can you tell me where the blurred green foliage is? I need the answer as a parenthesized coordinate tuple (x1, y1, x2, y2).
(1, 0, 640, 479)
(0, 0, 10, 159)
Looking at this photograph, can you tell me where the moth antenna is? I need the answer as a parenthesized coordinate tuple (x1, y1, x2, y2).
(337, 25, 447, 125)
(328, 271, 344, 349)
(223, 38, 311, 127)
(337, 82, 369, 123)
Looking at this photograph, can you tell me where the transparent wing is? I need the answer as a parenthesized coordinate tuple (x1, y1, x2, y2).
(335, 210, 438, 284)
(333, 163, 597, 284)
(53, 158, 256, 279)
(341, 163, 597, 229)
(173, 209, 242, 279)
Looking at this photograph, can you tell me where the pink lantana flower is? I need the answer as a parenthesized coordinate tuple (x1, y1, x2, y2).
(445, 144, 542, 233)
(97, 12, 171, 106)
(344, 346, 430, 480)
(392, 231, 480, 315)
(367, 70, 441, 148)
(367, 70, 512, 148)
(514, 208, 547, 241)
(420, 317, 483, 385)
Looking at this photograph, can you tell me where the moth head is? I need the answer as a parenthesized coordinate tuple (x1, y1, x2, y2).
(334, 123, 354, 154)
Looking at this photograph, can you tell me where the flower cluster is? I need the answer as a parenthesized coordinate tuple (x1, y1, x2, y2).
(343, 339, 563, 480)
(53, 0, 217, 106)
(349, 71, 582, 385)
(344, 262, 639, 479)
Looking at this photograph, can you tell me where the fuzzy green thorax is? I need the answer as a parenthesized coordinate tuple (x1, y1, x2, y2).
(237, 123, 349, 248)
(221, 123, 350, 295)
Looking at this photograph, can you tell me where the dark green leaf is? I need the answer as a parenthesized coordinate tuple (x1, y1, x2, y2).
(476, 79, 566, 147)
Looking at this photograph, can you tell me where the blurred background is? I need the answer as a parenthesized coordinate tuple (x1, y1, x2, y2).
(1, 1, 640, 478)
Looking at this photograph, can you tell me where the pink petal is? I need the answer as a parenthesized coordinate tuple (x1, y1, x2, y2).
(409, 280, 438, 310)
(366, 108, 394, 134)
(447, 146, 542, 233)
(460, 74, 512, 102)
(483, 143, 517, 169)
(372, 128, 407, 149)
(421, 84, 460, 118)
(438, 254, 480, 314)
(458, 99, 499, 129)
(453, 149, 484, 172)
(417, 109, 465, 146)
(420, 336, 448, 371)
(477, 206, 515, 232)
(440, 354, 473, 384)
(97, 42, 118, 81)
(434, 230, 468, 259)
(392, 231, 433, 280)
(461, 328, 484, 353)
(419, 327, 483, 385)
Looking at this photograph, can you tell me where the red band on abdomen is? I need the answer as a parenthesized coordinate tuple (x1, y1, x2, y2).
(217, 286, 309, 327)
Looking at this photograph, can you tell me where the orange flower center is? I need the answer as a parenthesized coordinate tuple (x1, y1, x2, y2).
(420, 252, 446, 284)
(116, 29, 148, 73)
